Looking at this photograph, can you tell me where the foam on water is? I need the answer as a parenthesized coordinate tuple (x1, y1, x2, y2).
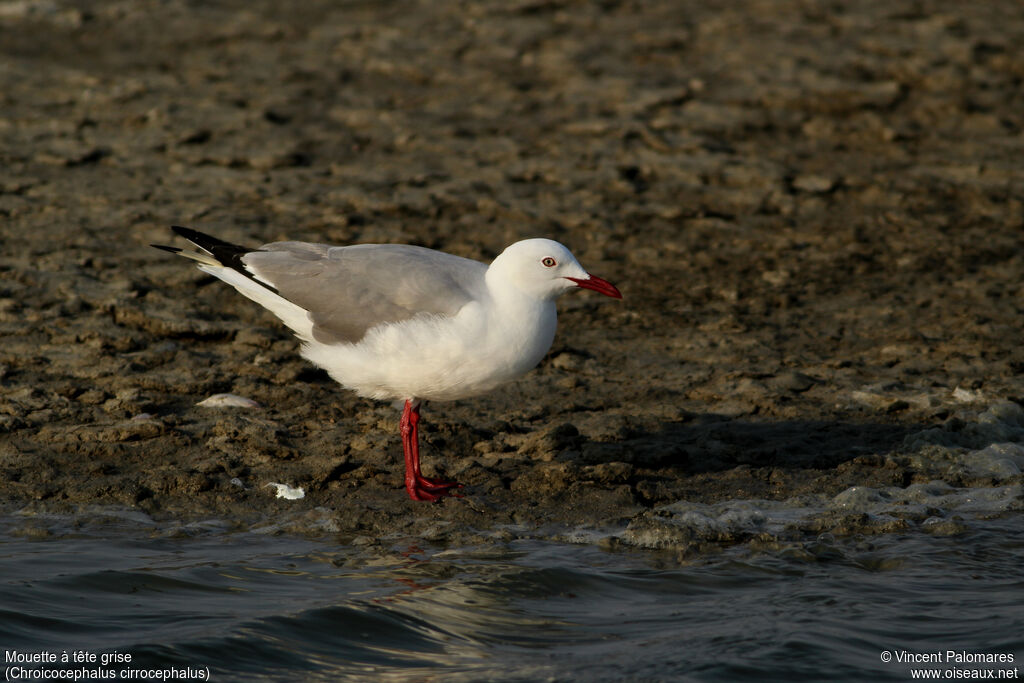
(621, 401, 1024, 550)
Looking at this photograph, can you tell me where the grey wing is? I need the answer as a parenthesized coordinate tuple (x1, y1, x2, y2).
(240, 242, 488, 344)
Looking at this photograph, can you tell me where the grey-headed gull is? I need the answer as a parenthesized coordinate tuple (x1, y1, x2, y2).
(154, 226, 621, 501)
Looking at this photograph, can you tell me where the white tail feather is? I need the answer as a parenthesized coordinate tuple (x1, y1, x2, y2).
(171, 248, 221, 267)
(195, 264, 316, 343)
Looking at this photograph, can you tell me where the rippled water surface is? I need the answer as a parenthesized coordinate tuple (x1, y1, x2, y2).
(2, 514, 1022, 682)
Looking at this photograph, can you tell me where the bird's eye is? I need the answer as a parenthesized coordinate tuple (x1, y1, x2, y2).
(542, 257, 557, 267)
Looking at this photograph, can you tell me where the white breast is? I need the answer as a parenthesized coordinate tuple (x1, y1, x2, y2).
(300, 294, 558, 402)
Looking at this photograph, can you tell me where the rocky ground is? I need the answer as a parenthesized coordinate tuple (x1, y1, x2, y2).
(1, 0, 1022, 551)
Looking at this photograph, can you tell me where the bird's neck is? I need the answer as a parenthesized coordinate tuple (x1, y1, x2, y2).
(484, 268, 554, 317)
(483, 271, 558, 373)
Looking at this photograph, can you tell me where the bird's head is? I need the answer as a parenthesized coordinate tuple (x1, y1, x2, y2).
(488, 238, 622, 301)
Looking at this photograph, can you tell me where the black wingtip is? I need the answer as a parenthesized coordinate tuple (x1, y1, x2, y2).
(169, 225, 255, 254)
(171, 225, 224, 249)
(171, 225, 201, 239)
(163, 225, 274, 292)
(151, 243, 182, 254)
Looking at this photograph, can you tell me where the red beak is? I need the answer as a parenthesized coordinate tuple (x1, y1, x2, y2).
(566, 275, 622, 299)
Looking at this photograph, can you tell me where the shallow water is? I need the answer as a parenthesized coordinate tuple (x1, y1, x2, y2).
(2, 513, 1022, 682)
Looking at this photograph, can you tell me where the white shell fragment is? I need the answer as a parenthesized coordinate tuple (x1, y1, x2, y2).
(196, 393, 260, 409)
(952, 387, 983, 403)
(266, 482, 305, 500)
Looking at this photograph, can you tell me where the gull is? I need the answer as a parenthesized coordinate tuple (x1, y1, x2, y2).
(154, 226, 622, 501)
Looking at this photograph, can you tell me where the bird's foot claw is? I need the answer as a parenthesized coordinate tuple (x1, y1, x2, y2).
(420, 475, 462, 489)
(406, 476, 464, 502)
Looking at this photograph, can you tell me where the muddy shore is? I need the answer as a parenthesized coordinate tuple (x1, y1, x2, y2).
(1, 0, 1022, 551)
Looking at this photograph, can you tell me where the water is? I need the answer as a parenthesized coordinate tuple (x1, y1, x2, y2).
(4, 403, 1023, 681)
(2, 513, 1022, 682)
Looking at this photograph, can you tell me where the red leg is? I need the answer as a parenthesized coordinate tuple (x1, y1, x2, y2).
(399, 400, 463, 502)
